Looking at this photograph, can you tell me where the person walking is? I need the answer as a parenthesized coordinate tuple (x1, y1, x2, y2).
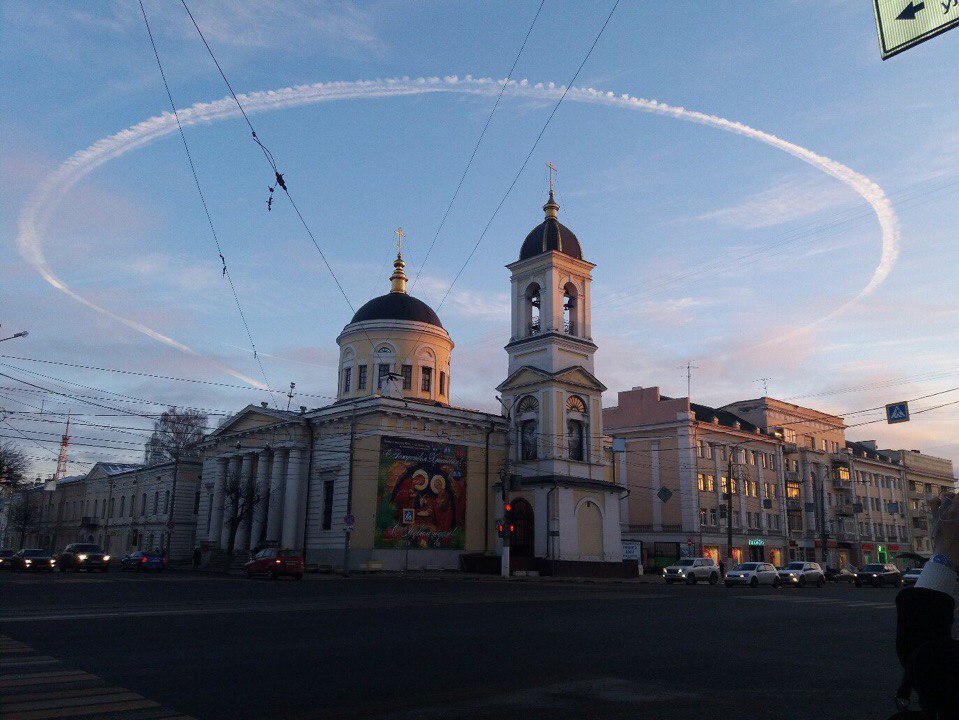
(890, 491, 959, 718)
(719, 559, 726, 579)
(192, 545, 202, 569)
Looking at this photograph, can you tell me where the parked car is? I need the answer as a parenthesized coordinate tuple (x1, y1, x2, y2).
(244, 547, 304, 580)
(9, 548, 56, 573)
(58, 543, 110, 572)
(0, 548, 16, 571)
(901, 566, 924, 586)
(855, 563, 902, 587)
(777, 561, 826, 587)
(120, 551, 166, 573)
(662, 557, 720, 585)
(825, 566, 856, 583)
(724, 562, 781, 588)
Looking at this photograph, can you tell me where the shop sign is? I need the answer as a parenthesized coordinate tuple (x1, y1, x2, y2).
(748, 539, 765, 546)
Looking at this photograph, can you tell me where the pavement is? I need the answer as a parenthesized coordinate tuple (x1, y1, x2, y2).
(0, 569, 904, 720)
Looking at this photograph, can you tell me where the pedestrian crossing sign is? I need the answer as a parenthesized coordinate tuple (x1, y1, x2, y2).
(885, 401, 910, 424)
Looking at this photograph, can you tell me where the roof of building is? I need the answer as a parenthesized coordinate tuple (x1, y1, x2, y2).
(846, 440, 901, 464)
(519, 192, 583, 262)
(100, 463, 143, 476)
(350, 292, 443, 329)
(691, 403, 764, 435)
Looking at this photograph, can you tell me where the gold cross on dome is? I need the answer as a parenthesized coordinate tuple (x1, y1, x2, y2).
(546, 162, 557, 193)
(393, 227, 406, 257)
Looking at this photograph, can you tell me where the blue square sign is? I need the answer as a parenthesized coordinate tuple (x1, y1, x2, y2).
(885, 401, 910, 424)
(402, 508, 415, 525)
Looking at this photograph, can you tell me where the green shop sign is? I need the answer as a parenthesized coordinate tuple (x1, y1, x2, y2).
(748, 539, 765, 546)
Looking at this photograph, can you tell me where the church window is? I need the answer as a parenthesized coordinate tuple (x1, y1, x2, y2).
(565, 395, 586, 413)
(401, 364, 413, 390)
(521, 419, 538, 460)
(421, 366, 432, 392)
(567, 419, 585, 461)
(440, 371, 447, 396)
(321, 480, 334, 530)
(342, 367, 352, 393)
(358, 365, 368, 390)
(517, 395, 539, 415)
(377, 363, 391, 389)
(563, 283, 578, 335)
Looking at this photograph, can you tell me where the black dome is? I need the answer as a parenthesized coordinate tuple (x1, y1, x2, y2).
(350, 293, 443, 328)
(519, 217, 582, 261)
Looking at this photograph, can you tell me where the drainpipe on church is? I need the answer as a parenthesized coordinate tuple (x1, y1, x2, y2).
(342, 404, 356, 577)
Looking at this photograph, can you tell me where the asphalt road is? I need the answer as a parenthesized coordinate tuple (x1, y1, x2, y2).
(0, 570, 904, 720)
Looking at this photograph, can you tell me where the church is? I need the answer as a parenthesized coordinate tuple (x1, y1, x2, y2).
(197, 191, 629, 575)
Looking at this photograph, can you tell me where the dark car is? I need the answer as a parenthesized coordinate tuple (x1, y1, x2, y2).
(855, 562, 902, 587)
(9, 548, 56, 573)
(120, 551, 166, 573)
(0, 548, 17, 571)
(825, 566, 856, 583)
(244, 547, 304, 580)
(58, 543, 110, 572)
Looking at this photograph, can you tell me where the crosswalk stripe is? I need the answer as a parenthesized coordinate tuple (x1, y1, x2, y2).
(0, 698, 159, 720)
(0, 658, 59, 668)
(1, 686, 129, 704)
(2, 691, 143, 713)
(0, 672, 96, 689)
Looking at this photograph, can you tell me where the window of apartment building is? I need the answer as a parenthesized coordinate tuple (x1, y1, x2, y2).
(698, 473, 706, 491)
(721, 476, 736, 494)
(696, 473, 716, 493)
(837, 466, 850, 481)
(401, 364, 413, 390)
(761, 453, 768, 469)
(357, 365, 368, 390)
(773, 514, 781, 530)
(791, 459, 799, 472)
(697, 440, 705, 458)
(699, 507, 707, 525)
(709, 508, 717, 525)
(720, 446, 727, 461)
(751, 481, 759, 498)
(321, 480, 335, 530)
(421, 367, 432, 393)
(746, 511, 754, 527)
(342, 367, 352, 394)
(786, 483, 801, 499)
(820, 439, 828, 451)
(719, 505, 727, 520)
(784, 428, 797, 443)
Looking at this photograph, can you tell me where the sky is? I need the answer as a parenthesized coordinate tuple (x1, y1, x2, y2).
(1, 0, 957, 479)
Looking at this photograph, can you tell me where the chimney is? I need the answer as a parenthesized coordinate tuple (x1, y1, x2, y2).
(260, 402, 268, 408)
(299, 405, 307, 414)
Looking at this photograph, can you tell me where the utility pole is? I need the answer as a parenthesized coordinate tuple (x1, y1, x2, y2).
(342, 404, 356, 577)
(495, 396, 519, 579)
(678, 362, 699, 399)
(818, 467, 830, 568)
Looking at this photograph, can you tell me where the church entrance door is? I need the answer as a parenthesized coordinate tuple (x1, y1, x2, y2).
(511, 498, 535, 559)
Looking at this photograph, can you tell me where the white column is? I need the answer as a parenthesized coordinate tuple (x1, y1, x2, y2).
(266, 450, 288, 543)
(281, 447, 304, 549)
(220, 456, 240, 549)
(235, 453, 255, 551)
(207, 457, 226, 542)
(250, 450, 272, 547)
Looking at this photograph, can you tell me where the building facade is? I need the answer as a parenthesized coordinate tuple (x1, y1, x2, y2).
(891, 449, 956, 554)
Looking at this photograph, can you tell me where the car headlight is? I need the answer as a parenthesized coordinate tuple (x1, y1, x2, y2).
(24, 559, 32, 565)
(789, 572, 797, 577)
(662, 569, 667, 576)
(77, 554, 88, 561)
(103, 556, 110, 562)
(51, 559, 56, 564)
(871, 574, 878, 577)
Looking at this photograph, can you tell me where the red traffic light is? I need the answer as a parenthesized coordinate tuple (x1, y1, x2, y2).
(504, 502, 512, 513)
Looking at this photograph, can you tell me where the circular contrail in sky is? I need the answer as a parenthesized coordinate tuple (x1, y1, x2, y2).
(16, 76, 900, 379)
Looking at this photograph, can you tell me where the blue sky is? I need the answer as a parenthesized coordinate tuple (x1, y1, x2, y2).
(1, 1, 957, 477)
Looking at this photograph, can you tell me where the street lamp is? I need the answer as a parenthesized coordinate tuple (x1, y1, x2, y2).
(0, 330, 28, 343)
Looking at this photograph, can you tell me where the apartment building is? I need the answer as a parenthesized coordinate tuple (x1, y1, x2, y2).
(604, 387, 788, 569)
(887, 449, 956, 554)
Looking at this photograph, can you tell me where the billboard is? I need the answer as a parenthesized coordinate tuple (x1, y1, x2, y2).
(374, 436, 468, 550)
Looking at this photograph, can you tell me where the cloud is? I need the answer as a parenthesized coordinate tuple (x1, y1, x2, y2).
(16, 75, 900, 387)
(698, 175, 858, 230)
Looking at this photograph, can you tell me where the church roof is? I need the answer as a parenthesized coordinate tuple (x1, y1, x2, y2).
(519, 192, 583, 261)
(350, 292, 444, 328)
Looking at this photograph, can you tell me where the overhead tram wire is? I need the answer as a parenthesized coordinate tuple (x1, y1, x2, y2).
(138, 1, 277, 408)
(408, 0, 547, 291)
(0, 354, 338, 402)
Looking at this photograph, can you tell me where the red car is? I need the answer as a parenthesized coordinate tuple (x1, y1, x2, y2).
(244, 548, 304, 580)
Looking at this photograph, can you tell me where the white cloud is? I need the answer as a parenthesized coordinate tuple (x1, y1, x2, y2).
(698, 175, 858, 230)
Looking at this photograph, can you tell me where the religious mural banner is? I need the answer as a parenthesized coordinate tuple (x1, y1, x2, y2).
(374, 436, 468, 549)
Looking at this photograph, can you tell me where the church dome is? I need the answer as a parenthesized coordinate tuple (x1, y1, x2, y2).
(350, 292, 443, 328)
(519, 192, 582, 261)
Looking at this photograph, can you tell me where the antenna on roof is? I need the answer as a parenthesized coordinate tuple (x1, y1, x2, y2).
(755, 377, 771, 396)
(678, 361, 699, 399)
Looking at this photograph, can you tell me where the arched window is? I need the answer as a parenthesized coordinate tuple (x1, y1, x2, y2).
(164, 490, 170, 514)
(516, 395, 539, 461)
(376, 346, 395, 389)
(566, 395, 587, 461)
(119, 496, 125, 518)
(563, 282, 578, 335)
(525, 283, 541, 335)
(141, 493, 147, 516)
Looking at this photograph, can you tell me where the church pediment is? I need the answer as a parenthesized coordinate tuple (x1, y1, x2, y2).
(496, 365, 606, 394)
(207, 405, 298, 438)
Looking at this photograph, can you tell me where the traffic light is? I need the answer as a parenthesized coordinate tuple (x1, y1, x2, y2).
(496, 519, 506, 538)
(498, 503, 514, 540)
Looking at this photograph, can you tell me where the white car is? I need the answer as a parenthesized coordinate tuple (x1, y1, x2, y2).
(662, 557, 720, 585)
(777, 561, 826, 588)
(724, 562, 781, 588)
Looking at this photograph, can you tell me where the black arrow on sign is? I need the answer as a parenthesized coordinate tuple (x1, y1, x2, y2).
(897, 1, 925, 20)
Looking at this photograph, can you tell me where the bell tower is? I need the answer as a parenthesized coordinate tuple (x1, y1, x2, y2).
(496, 187, 622, 565)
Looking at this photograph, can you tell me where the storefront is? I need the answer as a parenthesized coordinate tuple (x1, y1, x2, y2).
(768, 547, 783, 567)
(703, 546, 720, 564)
(747, 538, 765, 562)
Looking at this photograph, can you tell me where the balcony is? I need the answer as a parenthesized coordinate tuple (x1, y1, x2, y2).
(835, 504, 853, 517)
(785, 471, 800, 483)
(832, 479, 853, 491)
(786, 499, 802, 512)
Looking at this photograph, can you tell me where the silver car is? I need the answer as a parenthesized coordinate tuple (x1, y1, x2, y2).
(662, 557, 720, 585)
(777, 561, 826, 588)
(725, 562, 781, 588)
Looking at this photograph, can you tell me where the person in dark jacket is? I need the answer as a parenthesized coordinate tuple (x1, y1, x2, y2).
(192, 546, 202, 569)
(892, 492, 958, 718)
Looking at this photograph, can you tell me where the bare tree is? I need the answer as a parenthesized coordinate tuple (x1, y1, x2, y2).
(0, 442, 28, 487)
(222, 469, 261, 557)
(8, 490, 39, 549)
(146, 407, 207, 554)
